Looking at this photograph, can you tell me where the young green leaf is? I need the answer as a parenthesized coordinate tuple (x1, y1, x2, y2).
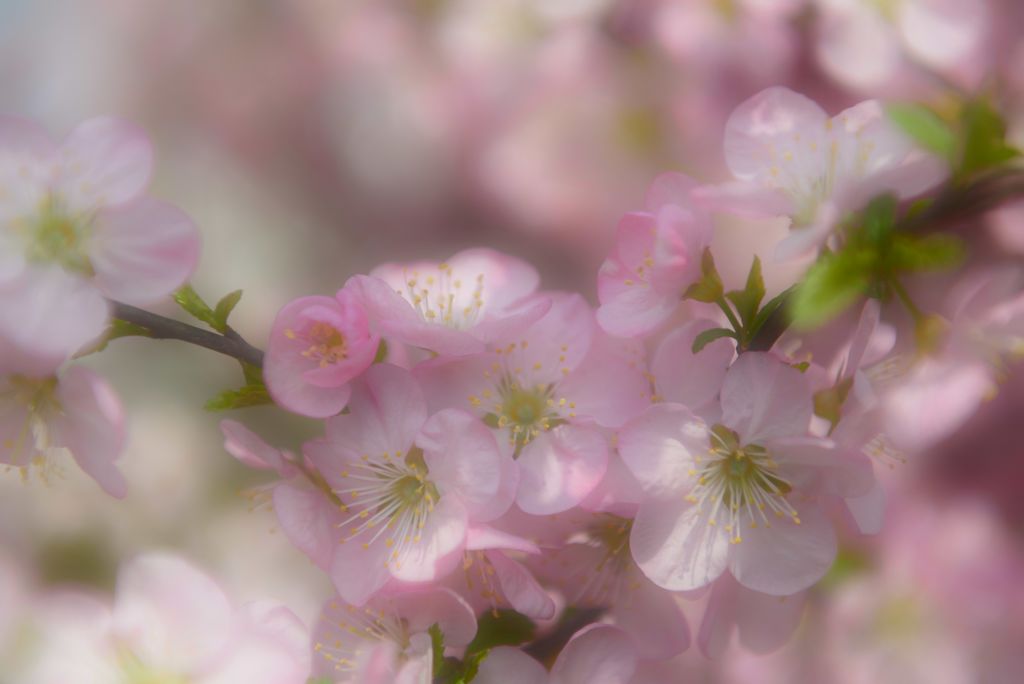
(886, 103, 957, 161)
(959, 99, 1020, 179)
(205, 383, 272, 411)
(212, 289, 243, 333)
(725, 256, 766, 326)
(692, 327, 737, 354)
(791, 250, 874, 330)
(464, 610, 536, 657)
(429, 624, 446, 678)
(683, 248, 724, 303)
(887, 234, 965, 273)
(173, 284, 219, 330)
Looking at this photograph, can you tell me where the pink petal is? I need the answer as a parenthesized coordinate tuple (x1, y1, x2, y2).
(57, 117, 153, 211)
(390, 496, 467, 583)
(618, 403, 708, 497)
(612, 565, 690, 660)
(51, 366, 126, 498)
(350, 274, 484, 355)
(734, 583, 807, 654)
(501, 292, 595, 385)
(551, 624, 637, 684)
(89, 197, 199, 305)
(394, 587, 478, 647)
(219, 419, 295, 476)
(720, 352, 813, 442)
(329, 534, 393, 606)
(515, 425, 609, 515)
(645, 171, 700, 212)
(418, 409, 505, 521)
(202, 601, 311, 684)
(844, 480, 886, 535)
(272, 483, 338, 570)
(324, 364, 427, 460)
(112, 553, 233, 674)
(465, 525, 540, 555)
(651, 320, 734, 410)
(0, 266, 109, 368)
(0, 115, 58, 221)
(557, 340, 650, 428)
(488, 551, 556, 620)
(724, 87, 829, 181)
(728, 503, 837, 595)
(630, 498, 729, 591)
(691, 180, 795, 219)
(474, 646, 548, 684)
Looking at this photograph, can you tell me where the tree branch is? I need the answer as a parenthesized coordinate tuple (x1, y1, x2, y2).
(109, 301, 265, 368)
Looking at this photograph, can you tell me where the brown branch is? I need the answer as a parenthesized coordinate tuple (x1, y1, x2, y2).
(109, 301, 264, 368)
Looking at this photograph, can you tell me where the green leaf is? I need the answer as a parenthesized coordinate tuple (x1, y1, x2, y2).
(888, 234, 965, 272)
(173, 284, 220, 330)
(860, 194, 898, 246)
(464, 610, 536, 657)
(959, 99, 1020, 179)
(725, 256, 766, 326)
(204, 383, 272, 411)
(212, 289, 243, 333)
(461, 649, 490, 682)
(307, 678, 333, 684)
(240, 361, 264, 386)
(886, 103, 957, 161)
(747, 285, 795, 345)
(791, 250, 874, 330)
(683, 248, 724, 303)
(692, 327, 736, 354)
(430, 624, 446, 678)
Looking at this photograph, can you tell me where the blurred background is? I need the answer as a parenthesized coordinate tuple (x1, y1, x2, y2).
(2, 1, 1024, 680)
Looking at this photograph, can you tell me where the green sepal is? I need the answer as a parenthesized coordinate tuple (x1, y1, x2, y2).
(791, 249, 875, 330)
(886, 103, 957, 161)
(213, 290, 244, 333)
(725, 256, 766, 326)
(887, 234, 965, 272)
(683, 248, 724, 303)
(813, 376, 854, 432)
(430, 623, 446, 678)
(692, 327, 737, 354)
(205, 383, 272, 411)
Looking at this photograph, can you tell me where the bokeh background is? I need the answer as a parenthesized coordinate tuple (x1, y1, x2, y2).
(2, 1, 1024, 681)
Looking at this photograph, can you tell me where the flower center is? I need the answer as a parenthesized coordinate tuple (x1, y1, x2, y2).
(290, 321, 349, 367)
(314, 600, 410, 676)
(482, 377, 565, 451)
(686, 424, 799, 544)
(21, 198, 93, 274)
(333, 447, 440, 571)
(117, 648, 190, 684)
(399, 263, 485, 329)
(564, 514, 635, 605)
(1, 375, 60, 468)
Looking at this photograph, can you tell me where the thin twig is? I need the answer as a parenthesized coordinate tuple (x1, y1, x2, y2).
(109, 301, 265, 368)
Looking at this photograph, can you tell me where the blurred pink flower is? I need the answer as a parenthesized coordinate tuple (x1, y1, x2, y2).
(312, 586, 476, 684)
(0, 116, 199, 365)
(694, 87, 947, 259)
(264, 285, 380, 418)
(596, 173, 713, 338)
(619, 352, 875, 595)
(0, 365, 126, 497)
(18, 552, 310, 684)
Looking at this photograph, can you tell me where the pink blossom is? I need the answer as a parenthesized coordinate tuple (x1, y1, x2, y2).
(596, 173, 714, 338)
(694, 87, 947, 259)
(311, 587, 476, 684)
(264, 284, 380, 418)
(303, 364, 513, 605)
(0, 365, 126, 497)
(475, 623, 640, 684)
(0, 116, 200, 362)
(448, 524, 556, 620)
(619, 352, 876, 595)
(416, 293, 650, 514)
(532, 512, 691, 661)
(882, 269, 1024, 453)
(697, 572, 807, 659)
(17, 553, 310, 684)
(351, 247, 550, 355)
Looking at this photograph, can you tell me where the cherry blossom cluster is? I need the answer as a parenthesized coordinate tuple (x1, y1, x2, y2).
(0, 116, 199, 496)
(4, 80, 1024, 683)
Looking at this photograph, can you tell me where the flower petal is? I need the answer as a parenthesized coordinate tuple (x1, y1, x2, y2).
(58, 117, 153, 211)
(515, 425, 608, 515)
(630, 498, 729, 592)
(720, 352, 812, 442)
(618, 403, 707, 497)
